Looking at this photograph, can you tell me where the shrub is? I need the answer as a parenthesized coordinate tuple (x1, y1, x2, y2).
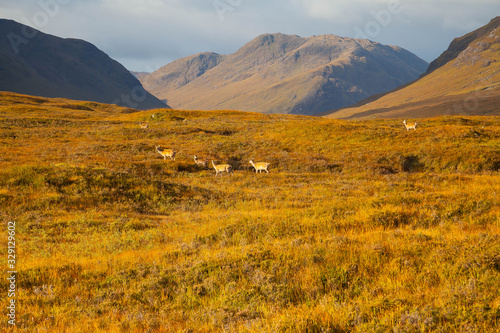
(400, 154, 424, 172)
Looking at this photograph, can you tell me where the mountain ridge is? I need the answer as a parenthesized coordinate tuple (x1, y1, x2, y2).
(0, 19, 167, 110)
(139, 33, 428, 115)
(140, 52, 225, 98)
(427, 16, 500, 73)
(322, 16, 500, 119)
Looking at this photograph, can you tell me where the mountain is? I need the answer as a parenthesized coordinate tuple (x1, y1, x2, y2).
(427, 16, 500, 74)
(140, 52, 226, 97)
(130, 71, 151, 81)
(0, 19, 167, 110)
(323, 17, 500, 119)
(139, 33, 428, 115)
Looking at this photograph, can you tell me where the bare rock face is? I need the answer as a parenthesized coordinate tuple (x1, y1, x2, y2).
(0, 19, 168, 110)
(454, 27, 500, 68)
(139, 33, 428, 115)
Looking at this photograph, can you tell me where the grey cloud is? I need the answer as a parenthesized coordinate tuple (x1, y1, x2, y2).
(1, 0, 500, 71)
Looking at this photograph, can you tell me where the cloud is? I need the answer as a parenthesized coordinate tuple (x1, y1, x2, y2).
(293, 0, 389, 23)
(1, 0, 500, 71)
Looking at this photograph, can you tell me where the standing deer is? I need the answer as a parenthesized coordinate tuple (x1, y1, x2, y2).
(155, 145, 176, 160)
(403, 120, 417, 131)
(193, 155, 208, 168)
(211, 160, 233, 177)
(249, 159, 270, 173)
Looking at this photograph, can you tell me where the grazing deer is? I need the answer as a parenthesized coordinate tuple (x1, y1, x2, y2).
(403, 120, 417, 131)
(211, 160, 233, 177)
(249, 159, 270, 173)
(139, 122, 149, 129)
(155, 145, 176, 160)
(193, 155, 208, 168)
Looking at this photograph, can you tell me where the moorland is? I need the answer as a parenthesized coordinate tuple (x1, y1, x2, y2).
(1, 92, 499, 332)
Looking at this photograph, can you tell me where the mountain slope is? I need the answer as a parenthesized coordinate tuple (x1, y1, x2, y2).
(323, 17, 500, 119)
(427, 16, 500, 73)
(140, 52, 225, 98)
(0, 19, 167, 110)
(139, 33, 427, 115)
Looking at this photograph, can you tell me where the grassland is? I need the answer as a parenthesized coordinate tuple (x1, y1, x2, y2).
(1, 92, 499, 332)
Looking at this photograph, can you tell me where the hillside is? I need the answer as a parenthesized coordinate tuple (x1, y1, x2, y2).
(140, 52, 225, 98)
(139, 33, 427, 115)
(130, 71, 151, 81)
(427, 16, 500, 73)
(0, 19, 167, 110)
(324, 17, 500, 119)
(1, 91, 499, 332)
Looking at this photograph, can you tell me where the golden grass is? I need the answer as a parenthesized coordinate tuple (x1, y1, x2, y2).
(0, 92, 499, 332)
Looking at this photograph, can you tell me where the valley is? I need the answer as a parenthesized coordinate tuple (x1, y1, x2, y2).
(1, 13, 500, 333)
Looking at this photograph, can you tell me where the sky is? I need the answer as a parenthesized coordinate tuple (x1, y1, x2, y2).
(1, 0, 500, 72)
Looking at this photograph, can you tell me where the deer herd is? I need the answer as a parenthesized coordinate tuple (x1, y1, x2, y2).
(154, 145, 263, 177)
(143, 119, 417, 177)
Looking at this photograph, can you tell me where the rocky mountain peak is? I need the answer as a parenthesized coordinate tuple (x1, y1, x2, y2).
(139, 33, 427, 115)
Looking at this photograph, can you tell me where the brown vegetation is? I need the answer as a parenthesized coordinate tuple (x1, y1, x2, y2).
(0, 92, 499, 332)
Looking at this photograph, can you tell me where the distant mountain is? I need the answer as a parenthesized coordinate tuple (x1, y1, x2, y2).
(140, 52, 226, 97)
(139, 33, 428, 115)
(323, 17, 500, 119)
(0, 19, 167, 110)
(130, 71, 151, 81)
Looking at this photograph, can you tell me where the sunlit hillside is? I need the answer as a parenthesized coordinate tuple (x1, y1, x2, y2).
(324, 17, 500, 119)
(1, 92, 499, 332)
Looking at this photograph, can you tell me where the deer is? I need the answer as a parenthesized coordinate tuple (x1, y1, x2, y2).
(403, 120, 417, 131)
(139, 122, 149, 129)
(193, 155, 208, 168)
(155, 145, 176, 160)
(211, 160, 233, 177)
(249, 159, 270, 173)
